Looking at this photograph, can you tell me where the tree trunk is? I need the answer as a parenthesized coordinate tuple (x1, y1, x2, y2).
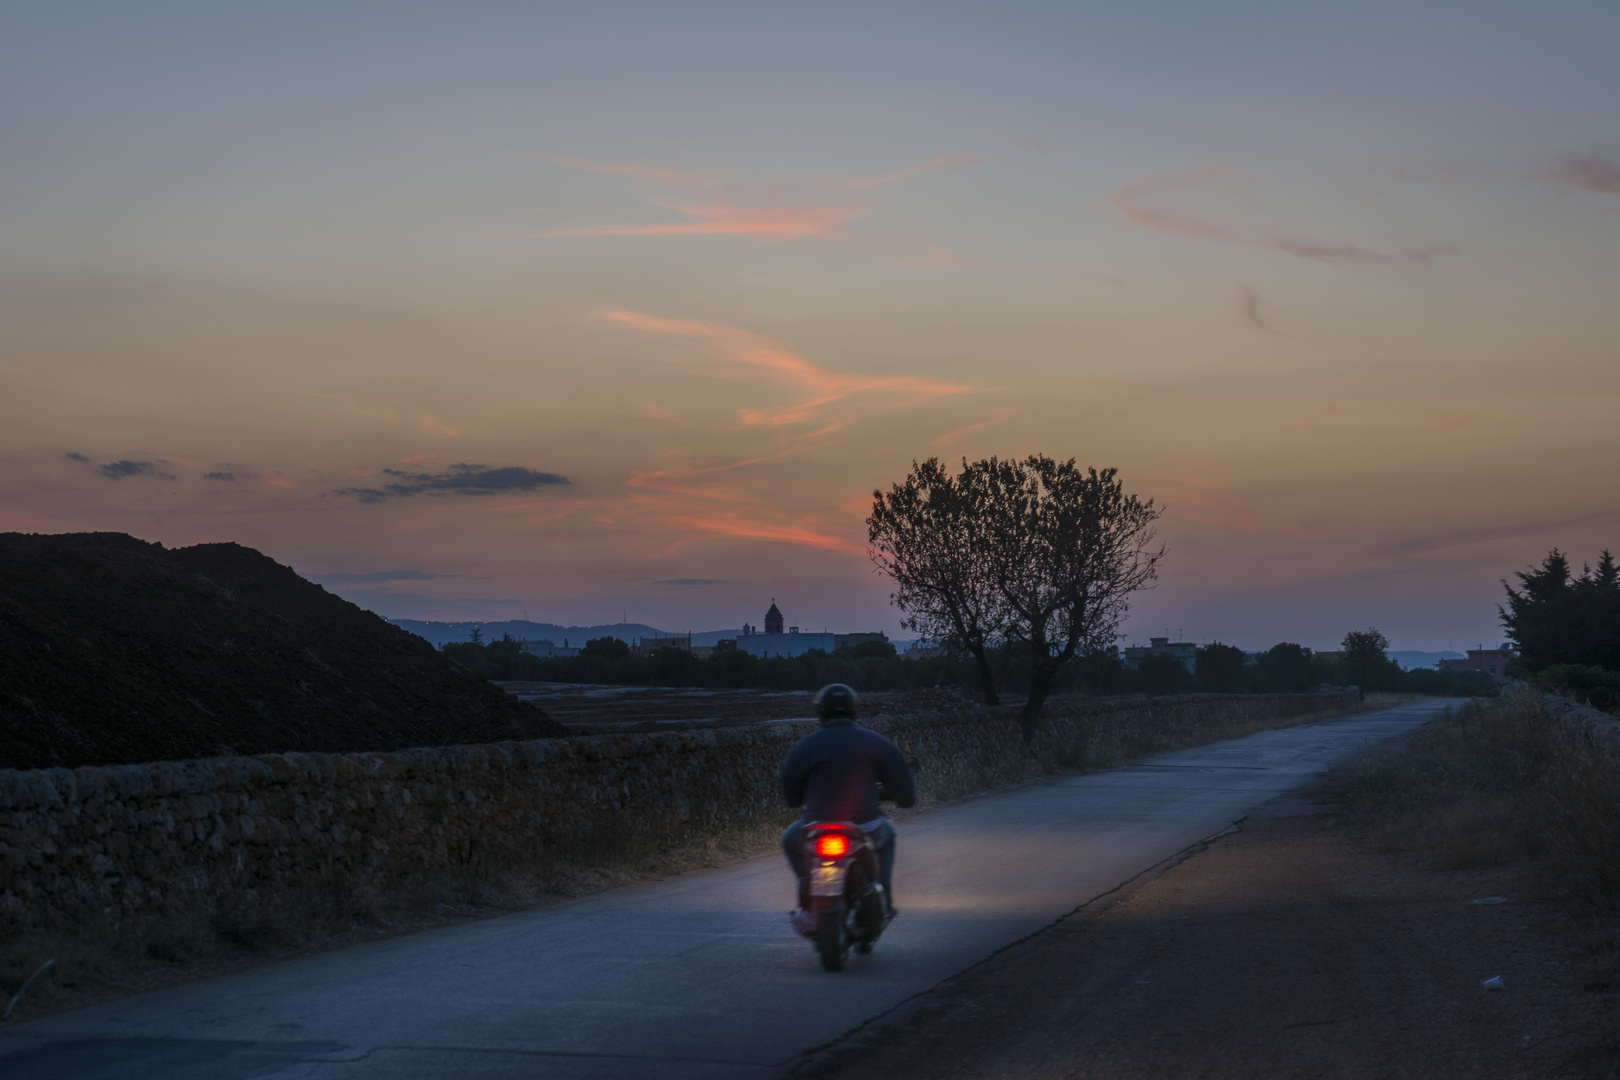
(1017, 688, 1050, 746)
(970, 645, 1001, 706)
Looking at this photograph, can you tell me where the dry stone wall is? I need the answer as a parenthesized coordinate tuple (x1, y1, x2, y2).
(0, 691, 1352, 933)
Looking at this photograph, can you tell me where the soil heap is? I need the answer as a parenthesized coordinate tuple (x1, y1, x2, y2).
(0, 532, 564, 770)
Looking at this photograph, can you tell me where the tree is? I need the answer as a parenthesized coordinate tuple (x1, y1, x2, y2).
(1341, 628, 1391, 692)
(1501, 549, 1620, 673)
(1194, 642, 1247, 693)
(871, 455, 1163, 742)
(581, 636, 630, 660)
(1137, 652, 1194, 694)
(1255, 642, 1314, 693)
(867, 457, 1011, 705)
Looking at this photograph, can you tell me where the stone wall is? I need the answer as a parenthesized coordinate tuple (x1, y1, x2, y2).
(0, 691, 1353, 932)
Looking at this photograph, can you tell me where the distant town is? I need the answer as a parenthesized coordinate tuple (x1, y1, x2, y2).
(389, 602, 1509, 682)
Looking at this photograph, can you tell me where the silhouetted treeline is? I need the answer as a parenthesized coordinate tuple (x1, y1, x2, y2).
(441, 636, 964, 692)
(441, 633, 1498, 698)
(1503, 548, 1620, 710)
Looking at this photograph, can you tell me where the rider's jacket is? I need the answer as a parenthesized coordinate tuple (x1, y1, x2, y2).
(778, 720, 916, 823)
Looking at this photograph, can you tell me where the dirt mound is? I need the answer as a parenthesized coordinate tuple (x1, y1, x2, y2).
(0, 533, 564, 770)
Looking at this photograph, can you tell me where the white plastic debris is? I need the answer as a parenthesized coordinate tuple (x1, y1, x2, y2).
(1483, 976, 1505, 990)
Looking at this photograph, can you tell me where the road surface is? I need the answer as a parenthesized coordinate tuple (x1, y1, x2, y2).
(0, 698, 1459, 1079)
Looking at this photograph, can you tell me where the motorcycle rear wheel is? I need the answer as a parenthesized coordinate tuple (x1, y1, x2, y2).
(816, 909, 848, 972)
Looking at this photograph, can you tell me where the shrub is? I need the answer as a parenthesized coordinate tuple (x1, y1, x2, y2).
(1537, 664, 1620, 713)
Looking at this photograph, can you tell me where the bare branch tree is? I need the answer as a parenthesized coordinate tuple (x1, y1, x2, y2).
(868, 458, 1008, 704)
(984, 457, 1163, 742)
(870, 456, 1164, 741)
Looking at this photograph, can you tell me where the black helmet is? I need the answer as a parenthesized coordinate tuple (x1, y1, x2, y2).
(814, 683, 858, 724)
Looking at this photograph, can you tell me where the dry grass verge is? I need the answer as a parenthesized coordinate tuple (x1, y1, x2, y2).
(1339, 689, 1620, 1070)
(1, 691, 1388, 1022)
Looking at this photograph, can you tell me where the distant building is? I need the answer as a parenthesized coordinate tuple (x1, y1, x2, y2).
(1438, 645, 1516, 684)
(517, 639, 579, 659)
(732, 601, 887, 660)
(1123, 636, 1197, 673)
(632, 634, 694, 658)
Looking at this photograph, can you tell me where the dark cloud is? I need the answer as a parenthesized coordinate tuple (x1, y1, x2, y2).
(333, 463, 570, 503)
(1376, 508, 1620, 558)
(65, 452, 89, 462)
(204, 471, 237, 481)
(654, 578, 728, 586)
(311, 570, 458, 585)
(97, 460, 175, 481)
(1544, 154, 1620, 197)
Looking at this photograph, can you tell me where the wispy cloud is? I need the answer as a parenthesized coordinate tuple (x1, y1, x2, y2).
(545, 198, 861, 239)
(933, 407, 1016, 448)
(527, 153, 975, 243)
(95, 459, 175, 481)
(1156, 474, 1253, 533)
(1237, 283, 1278, 334)
(667, 511, 866, 555)
(1107, 165, 1445, 265)
(278, 390, 461, 437)
(593, 309, 991, 556)
(1377, 509, 1620, 558)
(1542, 154, 1620, 197)
(1291, 386, 1483, 435)
(204, 471, 237, 482)
(333, 463, 570, 503)
(653, 577, 728, 587)
(604, 308, 976, 431)
(64, 451, 88, 462)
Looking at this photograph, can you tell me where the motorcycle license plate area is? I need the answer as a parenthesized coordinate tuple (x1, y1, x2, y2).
(810, 861, 846, 896)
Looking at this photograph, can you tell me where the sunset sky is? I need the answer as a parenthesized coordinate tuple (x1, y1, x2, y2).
(3, 3, 1616, 652)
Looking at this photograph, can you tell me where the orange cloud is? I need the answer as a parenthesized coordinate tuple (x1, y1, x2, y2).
(603, 308, 977, 430)
(545, 196, 861, 240)
(532, 153, 975, 243)
(1107, 165, 1446, 265)
(669, 512, 865, 555)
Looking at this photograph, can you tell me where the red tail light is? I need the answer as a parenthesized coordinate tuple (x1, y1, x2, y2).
(815, 834, 850, 858)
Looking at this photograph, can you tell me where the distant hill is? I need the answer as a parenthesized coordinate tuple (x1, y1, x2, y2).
(1389, 650, 1466, 671)
(0, 533, 564, 770)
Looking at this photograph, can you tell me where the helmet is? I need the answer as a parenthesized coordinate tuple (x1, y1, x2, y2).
(814, 683, 858, 724)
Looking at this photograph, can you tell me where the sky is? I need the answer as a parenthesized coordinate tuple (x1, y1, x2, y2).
(2, 2, 1616, 653)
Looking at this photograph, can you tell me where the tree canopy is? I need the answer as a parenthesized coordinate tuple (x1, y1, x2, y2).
(1501, 549, 1620, 674)
(869, 455, 1163, 741)
(1341, 628, 1392, 692)
(1194, 642, 1247, 693)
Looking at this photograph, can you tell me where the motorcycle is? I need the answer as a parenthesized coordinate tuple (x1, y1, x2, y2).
(798, 821, 892, 971)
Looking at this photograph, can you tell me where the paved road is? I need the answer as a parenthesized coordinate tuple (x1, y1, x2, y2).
(0, 699, 1459, 1080)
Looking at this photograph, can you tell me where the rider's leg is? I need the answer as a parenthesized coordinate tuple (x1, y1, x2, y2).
(872, 821, 897, 913)
(780, 819, 808, 907)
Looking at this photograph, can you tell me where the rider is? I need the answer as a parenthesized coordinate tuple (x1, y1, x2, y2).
(779, 683, 916, 933)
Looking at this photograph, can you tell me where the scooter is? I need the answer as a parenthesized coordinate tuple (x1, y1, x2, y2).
(797, 821, 892, 971)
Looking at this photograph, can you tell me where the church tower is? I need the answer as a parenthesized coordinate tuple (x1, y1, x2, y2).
(764, 599, 784, 635)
